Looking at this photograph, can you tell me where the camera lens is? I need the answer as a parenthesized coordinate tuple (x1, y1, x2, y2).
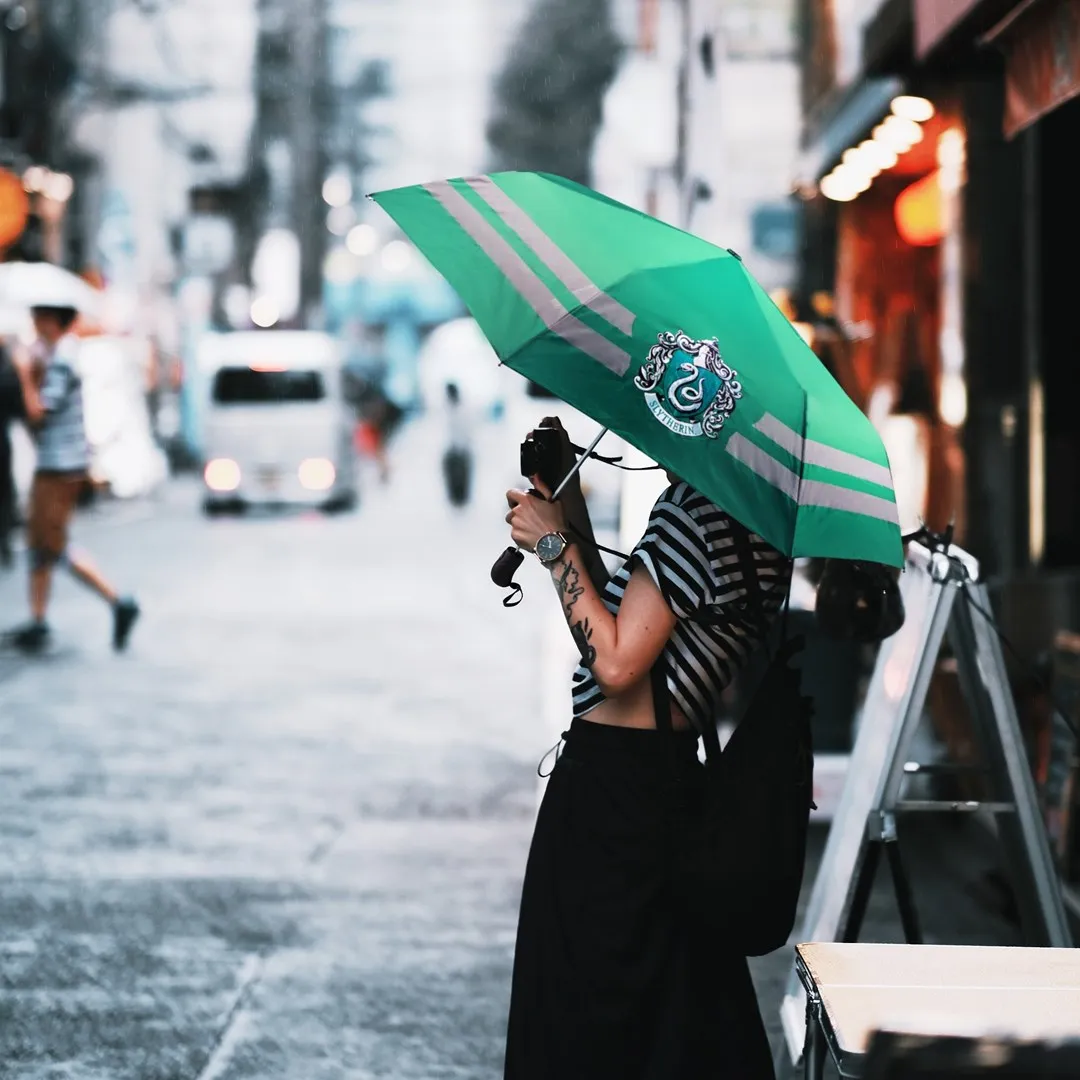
(520, 437, 538, 478)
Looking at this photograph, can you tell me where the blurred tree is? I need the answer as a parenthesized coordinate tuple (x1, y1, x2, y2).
(486, 0, 622, 187)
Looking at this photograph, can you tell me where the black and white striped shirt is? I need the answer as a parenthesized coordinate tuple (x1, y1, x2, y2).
(571, 482, 792, 730)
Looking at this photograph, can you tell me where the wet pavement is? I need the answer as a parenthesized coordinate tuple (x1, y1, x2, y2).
(1, 418, 544, 1080)
(0, 416, 1037, 1079)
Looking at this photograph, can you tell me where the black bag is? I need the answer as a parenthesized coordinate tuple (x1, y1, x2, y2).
(654, 532, 815, 957)
(442, 446, 472, 506)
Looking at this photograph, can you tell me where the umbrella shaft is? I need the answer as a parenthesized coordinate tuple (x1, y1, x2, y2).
(551, 427, 608, 500)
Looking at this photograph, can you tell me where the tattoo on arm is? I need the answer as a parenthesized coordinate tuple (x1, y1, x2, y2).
(570, 618, 597, 667)
(553, 558, 585, 619)
(553, 558, 597, 667)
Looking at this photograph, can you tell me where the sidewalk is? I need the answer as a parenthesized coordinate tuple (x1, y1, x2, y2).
(1, 487, 162, 684)
(0, 415, 546, 1079)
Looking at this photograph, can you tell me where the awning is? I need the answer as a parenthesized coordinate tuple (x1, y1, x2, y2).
(915, 0, 986, 57)
(985, 0, 1080, 137)
(796, 77, 903, 184)
(914, 0, 1034, 61)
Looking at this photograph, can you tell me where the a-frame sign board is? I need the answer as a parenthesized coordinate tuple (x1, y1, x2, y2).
(778, 540, 1074, 1069)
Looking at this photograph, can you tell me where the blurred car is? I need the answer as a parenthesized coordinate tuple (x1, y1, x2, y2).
(197, 330, 357, 515)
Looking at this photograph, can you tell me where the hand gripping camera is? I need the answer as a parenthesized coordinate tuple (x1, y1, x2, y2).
(518, 424, 564, 494)
(491, 422, 565, 605)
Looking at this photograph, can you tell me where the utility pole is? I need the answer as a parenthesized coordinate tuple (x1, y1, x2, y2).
(288, 0, 328, 327)
(250, 0, 329, 329)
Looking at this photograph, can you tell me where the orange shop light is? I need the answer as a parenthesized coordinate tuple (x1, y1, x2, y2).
(894, 170, 943, 246)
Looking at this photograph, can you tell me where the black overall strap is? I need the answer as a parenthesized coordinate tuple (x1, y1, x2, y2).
(730, 520, 791, 641)
(650, 660, 673, 734)
(697, 522, 766, 766)
(653, 520, 777, 766)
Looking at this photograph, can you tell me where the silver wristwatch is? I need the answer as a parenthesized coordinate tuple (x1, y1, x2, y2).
(534, 531, 569, 565)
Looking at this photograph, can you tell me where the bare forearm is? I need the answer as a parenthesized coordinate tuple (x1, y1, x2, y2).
(548, 545, 620, 679)
(559, 493, 609, 591)
(508, 474, 673, 697)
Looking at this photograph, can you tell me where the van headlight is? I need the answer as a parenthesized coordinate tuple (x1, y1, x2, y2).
(298, 458, 335, 491)
(205, 458, 241, 492)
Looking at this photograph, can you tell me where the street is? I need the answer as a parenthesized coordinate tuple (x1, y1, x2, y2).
(1, 417, 1029, 1079)
(1, 419, 546, 1079)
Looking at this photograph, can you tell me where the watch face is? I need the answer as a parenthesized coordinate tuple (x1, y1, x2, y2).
(536, 533, 564, 561)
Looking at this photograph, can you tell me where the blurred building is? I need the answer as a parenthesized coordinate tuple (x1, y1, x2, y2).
(792, 0, 1080, 584)
(52, 0, 258, 460)
(793, 0, 953, 545)
(65, 0, 258, 341)
(334, 0, 531, 199)
(592, 0, 799, 278)
(315, 0, 532, 410)
(682, 0, 800, 291)
(0, 0, 84, 267)
(791, 0, 1080, 874)
(593, 0, 683, 220)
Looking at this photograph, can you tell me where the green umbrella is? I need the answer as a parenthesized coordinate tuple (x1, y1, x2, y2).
(370, 171, 902, 567)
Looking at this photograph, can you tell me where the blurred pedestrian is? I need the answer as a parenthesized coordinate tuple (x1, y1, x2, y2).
(0, 338, 25, 567)
(440, 381, 472, 507)
(2, 306, 139, 655)
(502, 417, 791, 1080)
(352, 377, 403, 485)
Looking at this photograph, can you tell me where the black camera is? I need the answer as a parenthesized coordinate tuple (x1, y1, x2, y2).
(520, 425, 563, 491)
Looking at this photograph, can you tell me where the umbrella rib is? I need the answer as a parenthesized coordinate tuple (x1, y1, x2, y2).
(422, 181, 630, 378)
(754, 413, 893, 490)
(463, 176, 637, 338)
(725, 434, 898, 525)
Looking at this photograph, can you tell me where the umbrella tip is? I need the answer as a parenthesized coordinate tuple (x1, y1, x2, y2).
(726, 248, 743, 261)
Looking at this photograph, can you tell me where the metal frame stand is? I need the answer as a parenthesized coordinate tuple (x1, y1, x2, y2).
(780, 540, 1073, 1075)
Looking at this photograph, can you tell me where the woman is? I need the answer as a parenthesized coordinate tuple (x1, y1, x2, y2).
(503, 418, 791, 1080)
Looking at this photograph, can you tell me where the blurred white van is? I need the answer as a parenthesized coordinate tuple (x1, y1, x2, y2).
(197, 330, 357, 515)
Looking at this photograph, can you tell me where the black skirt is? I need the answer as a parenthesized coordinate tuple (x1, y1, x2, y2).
(504, 718, 774, 1080)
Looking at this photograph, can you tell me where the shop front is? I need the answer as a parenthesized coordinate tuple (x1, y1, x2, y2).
(915, 0, 1080, 573)
(793, 2, 1080, 878)
(788, 1, 976, 786)
(822, 100, 969, 541)
(795, 0, 969, 542)
(915, 0, 1080, 891)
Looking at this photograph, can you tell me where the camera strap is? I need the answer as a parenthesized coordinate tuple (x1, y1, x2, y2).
(569, 441, 664, 472)
(565, 521, 629, 562)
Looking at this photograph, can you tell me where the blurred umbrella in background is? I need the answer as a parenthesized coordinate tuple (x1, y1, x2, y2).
(0, 262, 104, 322)
(415, 316, 504, 417)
